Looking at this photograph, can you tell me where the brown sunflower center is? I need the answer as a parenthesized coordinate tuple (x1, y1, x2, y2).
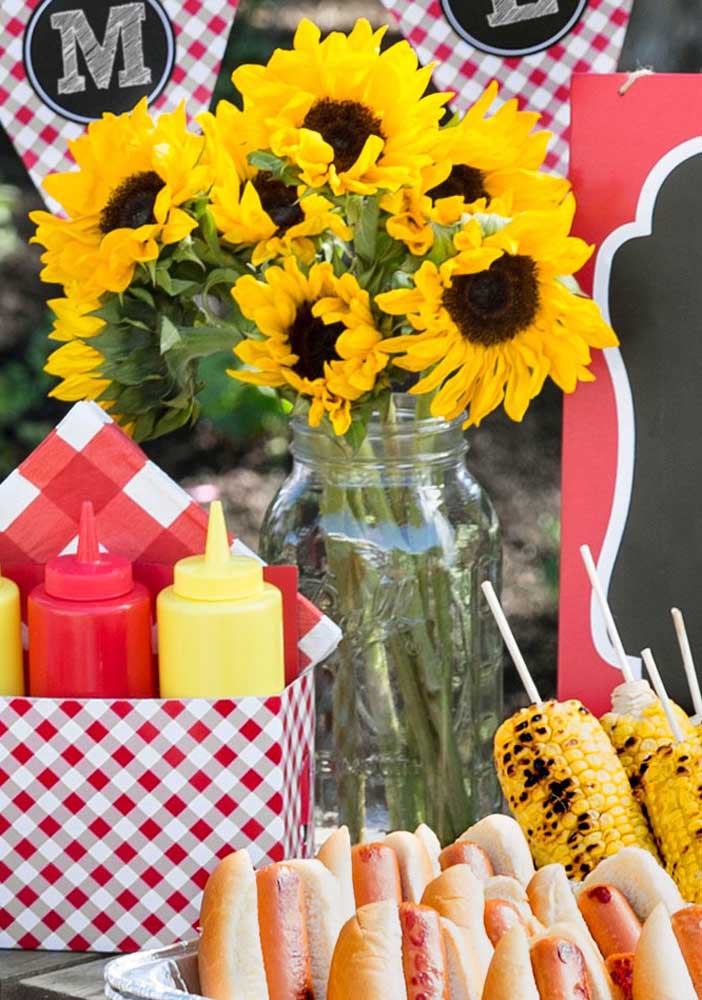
(288, 301, 343, 381)
(302, 98, 384, 174)
(443, 254, 539, 347)
(428, 165, 489, 203)
(100, 170, 164, 233)
(252, 172, 304, 234)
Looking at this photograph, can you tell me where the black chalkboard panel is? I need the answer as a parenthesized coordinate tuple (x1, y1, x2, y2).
(560, 75, 702, 716)
(608, 152, 702, 709)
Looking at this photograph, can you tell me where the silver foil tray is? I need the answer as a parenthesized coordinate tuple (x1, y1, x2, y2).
(104, 941, 204, 1000)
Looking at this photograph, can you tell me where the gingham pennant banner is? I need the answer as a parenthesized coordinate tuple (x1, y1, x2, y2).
(380, 0, 634, 174)
(0, 0, 239, 206)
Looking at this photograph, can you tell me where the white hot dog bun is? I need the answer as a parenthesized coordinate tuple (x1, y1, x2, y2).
(317, 825, 355, 923)
(327, 900, 407, 1000)
(484, 875, 533, 918)
(385, 830, 435, 904)
(527, 863, 594, 942)
(482, 924, 539, 1000)
(633, 902, 697, 1000)
(458, 814, 535, 887)
(285, 858, 344, 1000)
(415, 823, 442, 877)
(421, 863, 493, 987)
(440, 916, 480, 1000)
(198, 850, 270, 1000)
(578, 846, 684, 920)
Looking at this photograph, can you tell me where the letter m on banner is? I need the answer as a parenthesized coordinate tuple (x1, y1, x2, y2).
(51, 3, 152, 94)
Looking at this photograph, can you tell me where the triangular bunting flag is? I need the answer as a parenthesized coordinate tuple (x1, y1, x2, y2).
(380, 0, 634, 173)
(0, 0, 239, 206)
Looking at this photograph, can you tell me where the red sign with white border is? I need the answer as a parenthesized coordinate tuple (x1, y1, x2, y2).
(560, 73, 702, 716)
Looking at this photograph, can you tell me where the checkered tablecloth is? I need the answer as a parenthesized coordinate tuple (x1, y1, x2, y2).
(0, 0, 239, 210)
(0, 400, 341, 671)
(380, 0, 633, 174)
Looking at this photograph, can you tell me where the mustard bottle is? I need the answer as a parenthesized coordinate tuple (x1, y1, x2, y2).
(157, 501, 285, 697)
(0, 565, 24, 696)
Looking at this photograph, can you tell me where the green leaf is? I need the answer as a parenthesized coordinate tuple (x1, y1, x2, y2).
(427, 224, 457, 265)
(144, 259, 157, 285)
(247, 151, 299, 185)
(343, 417, 368, 452)
(354, 196, 380, 263)
(126, 286, 155, 308)
(248, 150, 285, 173)
(93, 298, 124, 324)
(198, 208, 223, 260)
(171, 238, 207, 269)
(100, 350, 165, 386)
(155, 267, 173, 295)
(160, 315, 182, 354)
(131, 411, 157, 441)
(203, 266, 246, 298)
(345, 194, 364, 227)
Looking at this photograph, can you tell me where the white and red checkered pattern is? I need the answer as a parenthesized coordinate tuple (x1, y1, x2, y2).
(380, 0, 633, 174)
(0, 400, 335, 952)
(0, 400, 341, 672)
(0, 670, 315, 952)
(0, 0, 238, 208)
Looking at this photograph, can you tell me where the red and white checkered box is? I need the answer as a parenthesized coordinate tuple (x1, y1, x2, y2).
(0, 679, 314, 952)
(0, 402, 341, 952)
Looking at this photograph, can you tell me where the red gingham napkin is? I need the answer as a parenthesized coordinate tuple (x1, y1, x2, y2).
(380, 0, 633, 174)
(0, 401, 341, 673)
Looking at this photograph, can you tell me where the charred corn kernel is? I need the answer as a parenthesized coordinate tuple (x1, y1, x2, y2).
(494, 699, 658, 881)
(601, 684, 696, 805)
(641, 740, 702, 902)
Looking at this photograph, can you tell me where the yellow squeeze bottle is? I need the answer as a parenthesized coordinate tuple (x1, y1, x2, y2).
(0, 565, 23, 695)
(157, 501, 285, 698)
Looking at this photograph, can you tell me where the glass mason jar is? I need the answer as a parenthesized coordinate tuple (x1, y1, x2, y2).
(259, 397, 503, 844)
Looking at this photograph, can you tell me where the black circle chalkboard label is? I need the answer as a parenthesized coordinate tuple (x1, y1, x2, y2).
(440, 0, 588, 57)
(23, 0, 176, 125)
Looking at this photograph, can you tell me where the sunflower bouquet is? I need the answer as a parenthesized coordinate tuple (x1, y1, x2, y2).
(31, 18, 617, 840)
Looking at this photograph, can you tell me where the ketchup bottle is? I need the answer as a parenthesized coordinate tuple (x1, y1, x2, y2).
(28, 501, 155, 698)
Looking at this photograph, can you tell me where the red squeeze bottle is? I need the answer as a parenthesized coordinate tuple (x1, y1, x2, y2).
(28, 501, 155, 698)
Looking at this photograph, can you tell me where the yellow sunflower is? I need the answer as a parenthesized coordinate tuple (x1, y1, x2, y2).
(381, 83, 570, 257)
(376, 199, 618, 427)
(199, 102, 351, 265)
(424, 82, 571, 215)
(381, 187, 465, 257)
(231, 19, 450, 196)
(43, 292, 111, 404)
(30, 100, 210, 295)
(230, 257, 388, 434)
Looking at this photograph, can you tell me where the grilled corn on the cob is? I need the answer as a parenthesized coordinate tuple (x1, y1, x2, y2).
(641, 739, 702, 903)
(494, 699, 658, 880)
(601, 680, 697, 805)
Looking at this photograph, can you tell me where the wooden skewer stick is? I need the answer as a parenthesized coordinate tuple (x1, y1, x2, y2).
(580, 544, 636, 684)
(641, 647, 685, 744)
(671, 607, 702, 718)
(481, 581, 542, 706)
